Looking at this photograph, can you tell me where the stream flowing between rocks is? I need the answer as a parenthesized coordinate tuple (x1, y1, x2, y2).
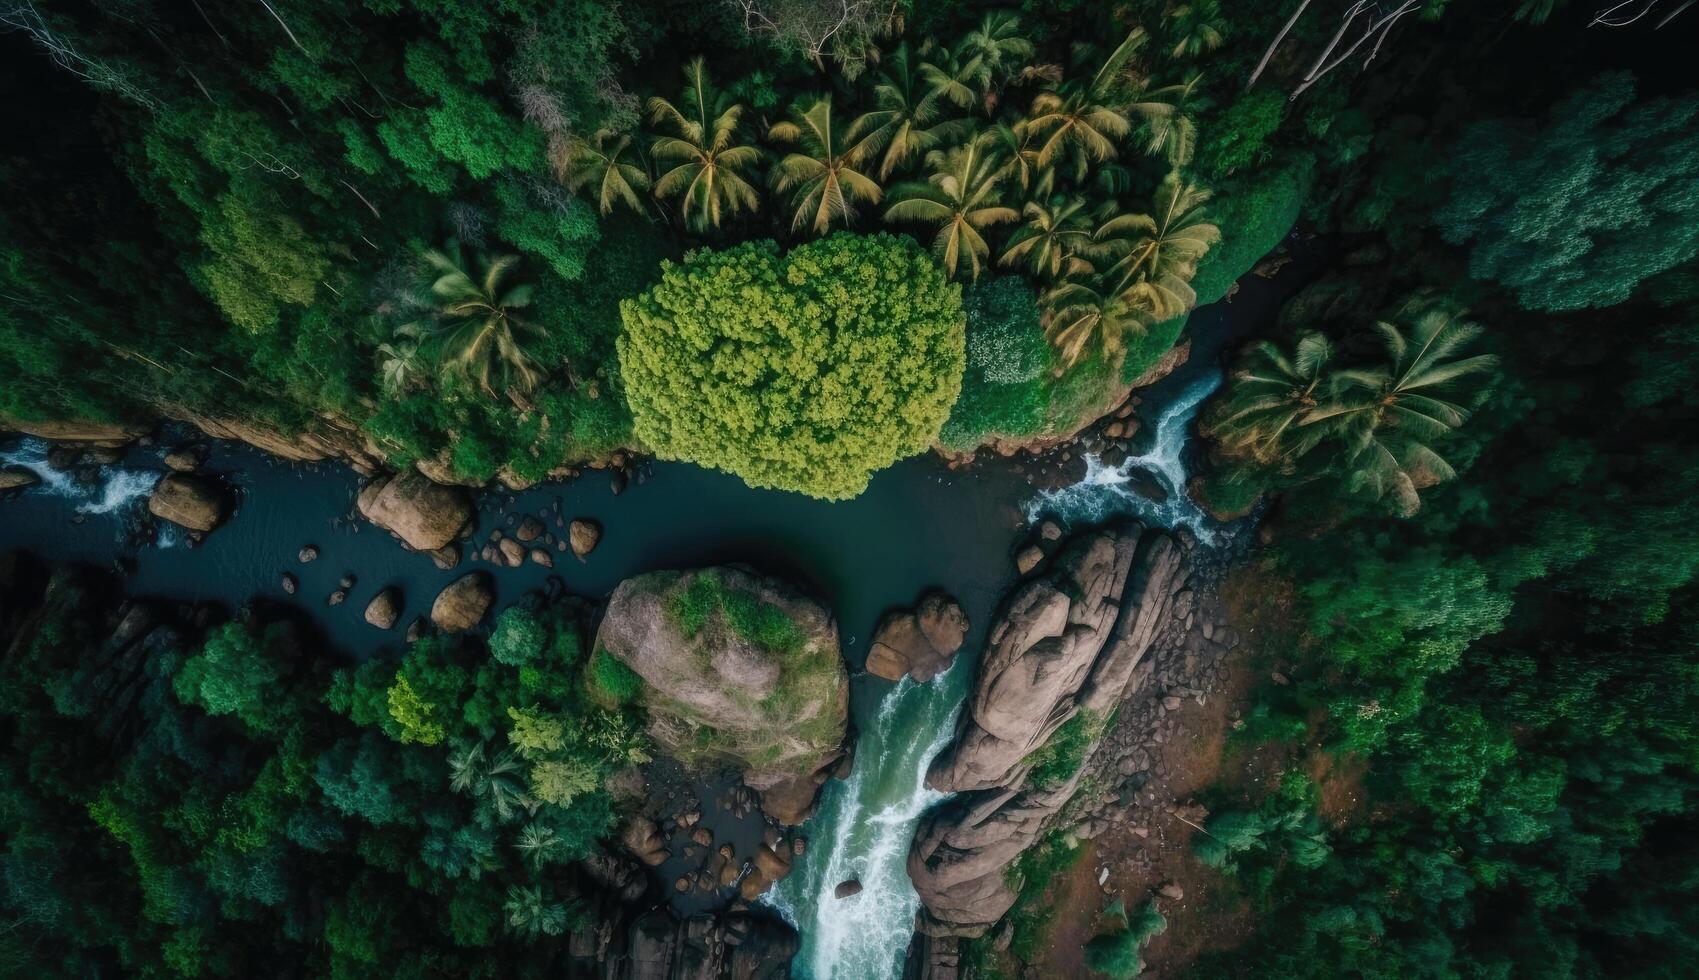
(0, 255, 1307, 976)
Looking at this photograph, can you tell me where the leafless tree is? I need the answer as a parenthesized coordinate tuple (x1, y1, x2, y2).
(727, 0, 901, 74)
(1, 1, 161, 112)
(1590, 0, 1694, 27)
(1242, 0, 1431, 101)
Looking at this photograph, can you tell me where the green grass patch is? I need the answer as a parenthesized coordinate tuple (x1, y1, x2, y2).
(1024, 709, 1107, 790)
(585, 648, 642, 709)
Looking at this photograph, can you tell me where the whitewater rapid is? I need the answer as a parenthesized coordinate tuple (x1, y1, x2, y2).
(0, 439, 156, 515)
(765, 662, 969, 979)
(1025, 370, 1224, 544)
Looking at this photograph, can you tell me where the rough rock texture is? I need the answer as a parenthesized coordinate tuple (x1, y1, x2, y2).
(570, 518, 601, 559)
(147, 474, 227, 532)
(0, 418, 143, 446)
(363, 588, 401, 630)
(594, 567, 849, 825)
(865, 592, 968, 683)
(162, 448, 202, 473)
(431, 572, 493, 632)
(574, 908, 798, 980)
(356, 470, 472, 552)
(0, 467, 39, 491)
(164, 408, 384, 469)
(908, 526, 1189, 937)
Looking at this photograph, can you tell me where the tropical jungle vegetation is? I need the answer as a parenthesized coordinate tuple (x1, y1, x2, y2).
(3, 0, 1699, 978)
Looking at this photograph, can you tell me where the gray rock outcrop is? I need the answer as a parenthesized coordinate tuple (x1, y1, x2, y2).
(908, 525, 1189, 937)
(356, 470, 472, 552)
(594, 566, 849, 825)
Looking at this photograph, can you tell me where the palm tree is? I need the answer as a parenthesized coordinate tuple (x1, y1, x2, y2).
(376, 322, 426, 395)
(448, 740, 536, 827)
(1018, 29, 1148, 182)
(918, 39, 987, 111)
(958, 11, 1035, 98)
(1207, 332, 1340, 468)
(647, 57, 764, 232)
(883, 138, 1018, 280)
(1167, 0, 1228, 59)
(504, 884, 569, 938)
(1086, 173, 1220, 322)
(987, 121, 1054, 198)
(1132, 73, 1207, 167)
(558, 129, 651, 216)
(408, 244, 544, 406)
(1308, 306, 1499, 516)
(1041, 273, 1149, 368)
(768, 96, 884, 235)
(514, 819, 569, 872)
(999, 195, 1095, 280)
(860, 44, 972, 181)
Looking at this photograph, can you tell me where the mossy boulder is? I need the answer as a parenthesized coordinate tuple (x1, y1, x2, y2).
(594, 566, 849, 823)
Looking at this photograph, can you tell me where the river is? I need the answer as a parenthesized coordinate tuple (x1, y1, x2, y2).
(0, 246, 1309, 978)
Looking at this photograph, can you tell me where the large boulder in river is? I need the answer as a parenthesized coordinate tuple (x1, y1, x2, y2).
(0, 467, 39, 491)
(356, 470, 472, 552)
(431, 572, 493, 632)
(147, 474, 226, 532)
(908, 526, 1191, 938)
(866, 591, 968, 683)
(594, 566, 848, 824)
(569, 518, 601, 559)
(364, 587, 401, 630)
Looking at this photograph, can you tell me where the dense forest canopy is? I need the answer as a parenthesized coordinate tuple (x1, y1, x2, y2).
(3, 0, 1699, 978)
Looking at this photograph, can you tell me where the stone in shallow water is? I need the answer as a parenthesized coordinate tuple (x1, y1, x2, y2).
(364, 587, 401, 630)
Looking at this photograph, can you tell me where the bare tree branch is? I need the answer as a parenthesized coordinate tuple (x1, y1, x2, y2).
(1247, 0, 1317, 91)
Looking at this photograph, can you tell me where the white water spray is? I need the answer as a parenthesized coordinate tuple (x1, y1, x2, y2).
(0, 439, 156, 515)
(1026, 370, 1225, 544)
(765, 663, 968, 980)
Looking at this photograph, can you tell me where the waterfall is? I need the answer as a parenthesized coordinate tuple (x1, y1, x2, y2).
(765, 661, 970, 980)
(0, 439, 157, 515)
(1025, 370, 1224, 544)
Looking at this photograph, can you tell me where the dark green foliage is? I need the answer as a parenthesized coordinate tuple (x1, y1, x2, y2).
(1439, 72, 1699, 312)
(1187, 154, 1314, 308)
(0, 572, 643, 976)
(586, 649, 643, 708)
(1083, 899, 1167, 979)
(941, 277, 1054, 448)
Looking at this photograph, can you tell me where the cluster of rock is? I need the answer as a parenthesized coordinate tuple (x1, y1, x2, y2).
(581, 907, 797, 980)
(908, 525, 1191, 940)
(355, 469, 473, 567)
(624, 808, 807, 904)
(866, 592, 968, 683)
(471, 511, 600, 569)
(595, 566, 850, 826)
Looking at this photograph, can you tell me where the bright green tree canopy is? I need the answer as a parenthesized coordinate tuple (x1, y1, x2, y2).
(618, 233, 966, 499)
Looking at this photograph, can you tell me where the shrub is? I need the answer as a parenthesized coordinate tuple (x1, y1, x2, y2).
(489, 608, 546, 667)
(618, 233, 965, 499)
(940, 277, 1053, 449)
(1188, 153, 1315, 308)
(1119, 313, 1188, 385)
(586, 649, 642, 707)
(1023, 708, 1105, 789)
(1083, 899, 1168, 979)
